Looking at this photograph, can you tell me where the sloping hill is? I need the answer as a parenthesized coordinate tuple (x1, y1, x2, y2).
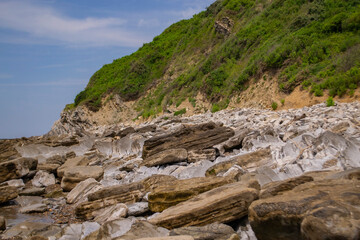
(70, 0, 360, 118)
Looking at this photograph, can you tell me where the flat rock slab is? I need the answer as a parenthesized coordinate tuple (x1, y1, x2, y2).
(142, 148, 188, 167)
(19, 187, 45, 196)
(113, 221, 169, 240)
(76, 175, 176, 220)
(0, 157, 37, 183)
(19, 203, 47, 213)
(170, 222, 239, 240)
(67, 178, 102, 204)
(249, 178, 360, 240)
(142, 122, 234, 160)
(148, 176, 234, 212)
(149, 180, 259, 229)
(206, 148, 272, 176)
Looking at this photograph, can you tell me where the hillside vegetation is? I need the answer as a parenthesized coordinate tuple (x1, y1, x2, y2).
(72, 0, 360, 116)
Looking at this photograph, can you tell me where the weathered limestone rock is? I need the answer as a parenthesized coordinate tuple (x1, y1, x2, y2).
(138, 237, 195, 240)
(67, 178, 103, 204)
(187, 149, 216, 163)
(58, 222, 100, 240)
(259, 175, 314, 199)
(104, 126, 136, 138)
(113, 221, 169, 240)
(148, 177, 234, 212)
(215, 128, 251, 155)
(142, 122, 234, 160)
(249, 179, 360, 240)
(94, 203, 128, 223)
(37, 163, 60, 173)
(19, 187, 45, 196)
(57, 156, 90, 178)
(0, 185, 18, 203)
(141, 148, 188, 167)
(127, 202, 149, 216)
(0, 157, 37, 183)
(206, 148, 272, 176)
(149, 180, 259, 229)
(76, 175, 176, 220)
(170, 222, 239, 240)
(32, 170, 56, 187)
(2, 222, 61, 239)
(19, 203, 47, 213)
(61, 166, 103, 191)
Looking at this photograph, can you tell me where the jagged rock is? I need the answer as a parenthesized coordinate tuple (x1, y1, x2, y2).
(0, 216, 6, 231)
(112, 221, 169, 240)
(149, 179, 259, 229)
(57, 156, 90, 178)
(19, 187, 45, 196)
(148, 177, 234, 212)
(214, 17, 233, 35)
(94, 203, 128, 223)
(32, 170, 56, 187)
(67, 178, 103, 204)
(127, 202, 149, 216)
(170, 222, 239, 240)
(58, 222, 101, 240)
(206, 148, 272, 176)
(142, 122, 234, 160)
(249, 178, 360, 240)
(215, 128, 251, 155)
(0, 157, 38, 183)
(0, 185, 18, 204)
(61, 166, 104, 191)
(76, 175, 176, 220)
(141, 148, 188, 167)
(187, 149, 216, 163)
(19, 203, 47, 213)
(259, 175, 314, 199)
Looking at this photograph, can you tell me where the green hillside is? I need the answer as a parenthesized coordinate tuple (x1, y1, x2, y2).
(72, 0, 360, 116)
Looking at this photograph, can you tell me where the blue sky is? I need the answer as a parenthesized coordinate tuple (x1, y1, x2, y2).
(0, 0, 213, 139)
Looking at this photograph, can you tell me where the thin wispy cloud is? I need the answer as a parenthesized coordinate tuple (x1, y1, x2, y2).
(0, 1, 150, 47)
(0, 78, 86, 87)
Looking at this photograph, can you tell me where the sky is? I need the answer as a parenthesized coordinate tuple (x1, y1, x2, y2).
(0, 0, 214, 139)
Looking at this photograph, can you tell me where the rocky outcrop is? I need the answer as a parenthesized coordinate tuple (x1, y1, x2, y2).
(249, 178, 360, 240)
(142, 122, 234, 160)
(148, 176, 234, 212)
(215, 17, 233, 35)
(206, 148, 272, 176)
(149, 179, 260, 229)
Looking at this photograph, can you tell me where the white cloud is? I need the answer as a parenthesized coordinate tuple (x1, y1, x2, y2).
(0, 1, 151, 47)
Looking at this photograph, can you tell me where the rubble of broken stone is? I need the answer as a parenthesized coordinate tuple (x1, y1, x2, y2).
(0, 102, 359, 239)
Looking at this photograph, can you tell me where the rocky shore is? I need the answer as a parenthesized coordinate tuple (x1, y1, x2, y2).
(0, 102, 359, 239)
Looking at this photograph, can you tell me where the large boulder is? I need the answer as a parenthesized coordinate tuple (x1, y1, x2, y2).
(57, 156, 90, 178)
(149, 179, 259, 229)
(0, 157, 37, 183)
(67, 178, 103, 205)
(142, 122, 234, 160)
(249, 178, 360, 240)
(32, 170, 56, 187)
(61, 166, 103, 192)
(148, 176, 234, 212)
(141, 148, 188, 167)
(0, 185, 18, 204)
(206, 148, 272, 176)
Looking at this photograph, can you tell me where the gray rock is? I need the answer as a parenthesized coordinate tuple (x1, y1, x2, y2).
(114, 221, 169, 240)
(127, 202, 149, 216)
(67, 178, 103, 204)
(94, 203, 128, 224)
(32, 170, 56, 187)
